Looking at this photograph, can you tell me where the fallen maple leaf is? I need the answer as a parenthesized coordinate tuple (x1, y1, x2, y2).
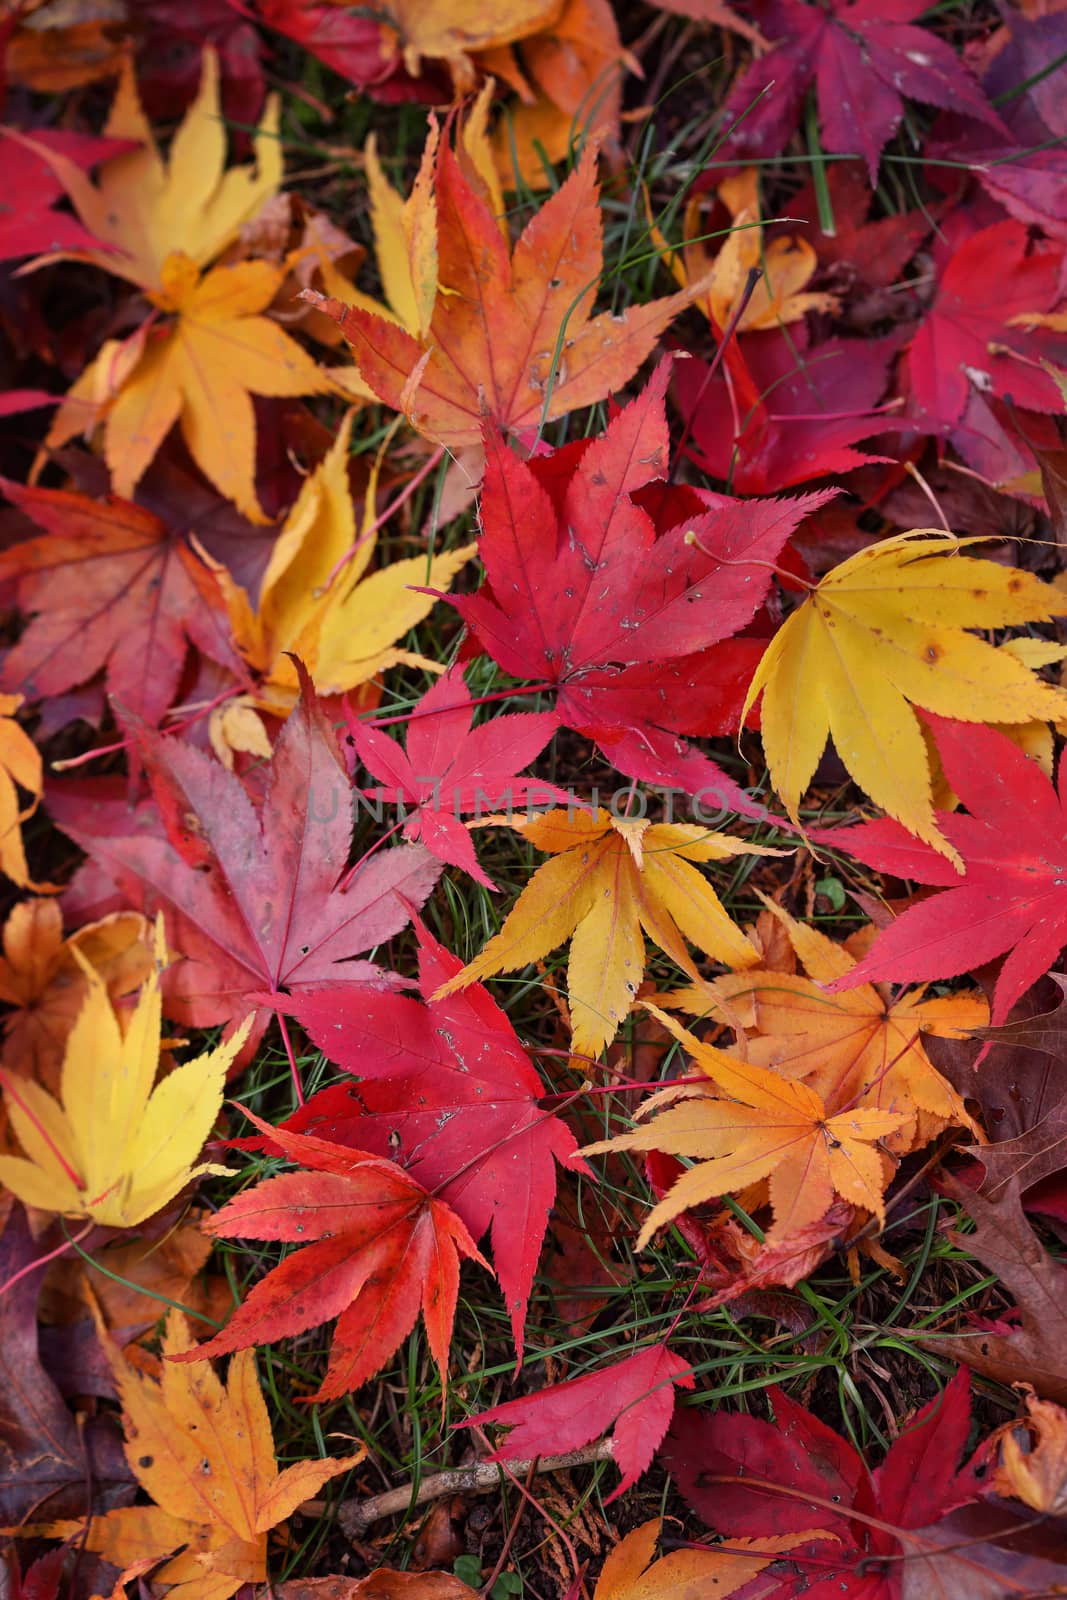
(47, 252, 328, 522)
(178, 1110, 488, 1401)
(211, 410, 474, 716)
(0, 1206, 133, 1524)
(22, 47, 280, 287)
(791, 160, 931, 289)
(433, 809, 773, 1059)
(376, 0, 563, 89)
(674, 326, 900, 495)
(0, 127, 128, 262)
(448, 364, 832, 808)
(0, 694, 46, 890)
(48, 668, 442, 1043)
(463, 1346, 695, 1498)
(0, 920, 250, 1228)
(719, 0, 1006, 179)
(0, 476, 243, 727)
(277, 914, 583, 1360)
(653, 168, 836, 334)
(584, 1004, 905, 1247)
(37, 1308, 361, 1600)
(660, 1370, 989, 1597)
(253, 0, 406, 94)
(307, 139, 697, 454)
(825, 716, 1067, 1025)
(687, 899, 986, 1153)
(0, 898, 151, 1083)
(486, 0, 626, 191)
(3, 0, 126, 90)
(920, 1177, 1067, 1405)
(992, 1386, 1067, 1516)
(905, 219, 1067, 441)
(593, 1518, 814, 1600)
(30, 49, 326, 519)
(347, 665, 564, 888)
(742, 532, 1067, 863)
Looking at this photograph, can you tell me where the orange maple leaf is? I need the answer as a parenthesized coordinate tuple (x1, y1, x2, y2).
(671, 899, 987, 1152)
(307, 134, 700, 456)
(584, 1004, 905, 1249)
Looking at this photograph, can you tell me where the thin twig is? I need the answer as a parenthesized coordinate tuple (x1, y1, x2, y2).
(338, 1440, 614, 1539)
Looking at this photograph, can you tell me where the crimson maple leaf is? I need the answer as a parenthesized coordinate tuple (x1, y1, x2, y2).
(904, 219, 1067, 442)
(254, 0, 425, 96)
(176, 1108, 487, 1401)
(346, 666, 565, 890)
(821, 715, 1067, 1027)
(790, 161, 931, 289)
(660, 1370, 989, 1597)
(0, 477, 242, 728)
(674, 328, 900, 495)
(0, 127, 127, 262)
(464, 1346, 695, 1500)
(47, 669, 441, 1047)
(278, 916, 583, 1359)
(719, 0, 1006, 179)
(446, 364, 832, 814)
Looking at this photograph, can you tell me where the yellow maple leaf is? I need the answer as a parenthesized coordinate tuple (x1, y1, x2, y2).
(26, 49, 323, 519)
(742, 530, 1067, 863)
(209, 409, 474, 719)
(584, 1004, 905, 1248)
(672, 899, 986, 1154)
(432, 808, 778, 1059)
(595, 1519, 823, 1600)
(652, 167, 835, 333)
(36, 1309, 362, 1600)
(0, 921, 251, 1228)
(22, 46, 281, 287)
(0, 692, 46, 890)
(46, 252, 327, 523)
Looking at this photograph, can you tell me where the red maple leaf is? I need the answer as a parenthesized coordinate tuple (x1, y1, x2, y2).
(135, 0, 266, 127)
(346, 665, 565, 890)
(464, 1346, 695, 1499)
(904, 220, 1067, 441)
(674, 328, 900, 495)
(790, 161, 931, 289)
(446, 365, 832, 814)
(176, 1108, 487, 1400)
(821, 715, 1067, 1026)
(0, 477, 242, 728)
(47, 669, 441, 1045)
(278, 916, 584, 1360)
(660, 1369, 985, 1597)
(719, 0, 1006, 179)
(252, 0, 431, 99)
(0, 127, 128, 262)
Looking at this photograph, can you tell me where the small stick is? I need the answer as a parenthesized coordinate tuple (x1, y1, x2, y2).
(338, 1440, 614, 1540)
